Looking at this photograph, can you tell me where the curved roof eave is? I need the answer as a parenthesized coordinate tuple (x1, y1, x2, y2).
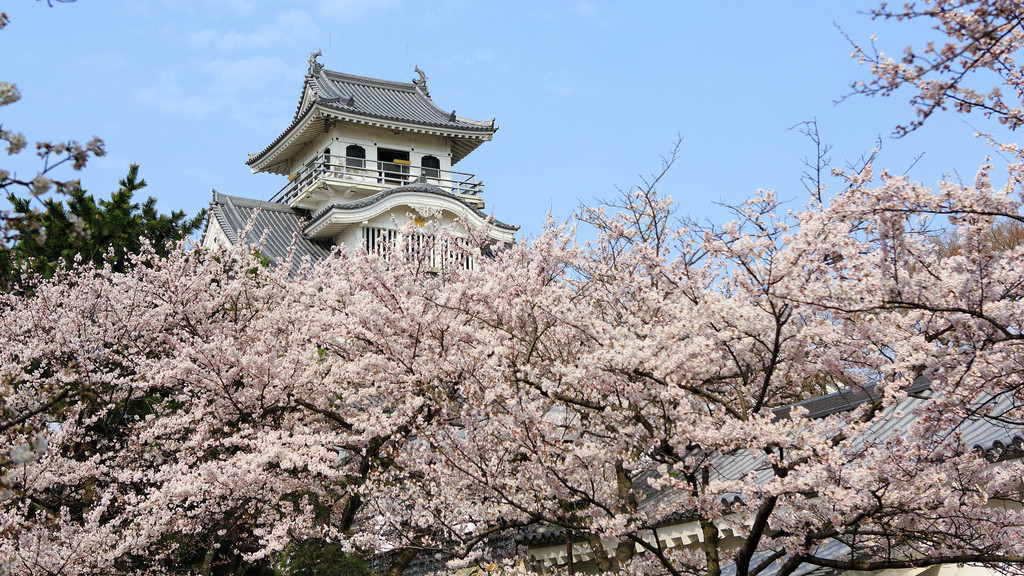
(247, 104, 496, 174)
(303, 182, 518, 238)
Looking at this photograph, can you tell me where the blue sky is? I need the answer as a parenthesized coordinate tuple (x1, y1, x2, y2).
(2, 1, 1018, 239)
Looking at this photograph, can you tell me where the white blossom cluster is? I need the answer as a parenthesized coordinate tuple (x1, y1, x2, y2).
(0, 81, 19, 107)
(0, 128, 26, 156)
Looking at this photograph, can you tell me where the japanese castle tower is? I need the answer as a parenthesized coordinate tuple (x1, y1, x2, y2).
(202, 52, 517, 267)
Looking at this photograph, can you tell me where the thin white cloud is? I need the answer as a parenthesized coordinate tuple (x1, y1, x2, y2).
(313, 0, 397, 19)
(575, 1, 598, 16)
(203, 57, 294, 93)
(126, 0, 256, 18)
(75, 52, 128, 73)
(213, 0, 258, 15)
(132, 56, 297, 125)
(134, 78, 219, 118)
(185, 10, 318, 53)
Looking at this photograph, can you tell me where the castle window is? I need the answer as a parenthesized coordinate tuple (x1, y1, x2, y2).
(378, 148, 410, 184)
(421, 155, 440, 179)
(346, 144, 365, 169)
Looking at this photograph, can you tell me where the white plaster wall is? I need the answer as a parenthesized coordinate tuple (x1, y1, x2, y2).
(201, 217, 230, 251)
(294, 122, 452, 174)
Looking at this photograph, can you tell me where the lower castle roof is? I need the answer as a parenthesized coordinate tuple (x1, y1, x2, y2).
(204, 191, 331, 273)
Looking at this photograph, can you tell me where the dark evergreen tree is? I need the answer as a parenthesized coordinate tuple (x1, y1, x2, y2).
(1, 164, 205, 289)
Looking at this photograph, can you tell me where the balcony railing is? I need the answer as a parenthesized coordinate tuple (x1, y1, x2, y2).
(362, 226, 475, 271)
(271, 153, 484, 206)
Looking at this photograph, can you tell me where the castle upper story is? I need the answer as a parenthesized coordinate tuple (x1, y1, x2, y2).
(203, 53, 516, 269)
(248, 53, 498, 215)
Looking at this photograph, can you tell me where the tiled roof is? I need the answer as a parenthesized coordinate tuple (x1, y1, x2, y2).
(248, 63, 496, 171)
(635, 376, 1022, 521)
(311, 69, 495, 132)
(524, 376, 1023, 553)
(720, 541, 848, 576)
(206, 191, 330, 274)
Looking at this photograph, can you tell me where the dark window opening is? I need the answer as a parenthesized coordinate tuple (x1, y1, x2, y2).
(421, 155, 440, 179)
(346, 144, 366, 169)
(378, 148, 410, 185)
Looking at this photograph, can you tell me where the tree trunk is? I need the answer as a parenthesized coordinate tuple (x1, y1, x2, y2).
(201, 533, 217, 576)
(585, 533, 616, 572)
(701, 516, 721, 576)
(384, 547, 420, 576)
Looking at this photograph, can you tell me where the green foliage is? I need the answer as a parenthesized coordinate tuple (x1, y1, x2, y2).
(1, 163, 205, 289)
(276, 540, 373, 576)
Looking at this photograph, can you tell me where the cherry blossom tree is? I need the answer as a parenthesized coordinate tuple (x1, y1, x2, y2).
(3, 3, 1024, 576)
(3, 155, 1022, 576)
(0, 236, 450, 574)
(352, 158, 1024, 576)
(848, 1, 1024, 135)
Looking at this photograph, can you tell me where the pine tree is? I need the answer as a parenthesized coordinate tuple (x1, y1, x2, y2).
(1, 164, 205, 290)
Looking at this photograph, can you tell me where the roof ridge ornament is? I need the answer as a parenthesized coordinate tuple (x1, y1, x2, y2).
(308, 50, 324, 76)
(412, 65, 429, 97)
(321, 95, 355, 107)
